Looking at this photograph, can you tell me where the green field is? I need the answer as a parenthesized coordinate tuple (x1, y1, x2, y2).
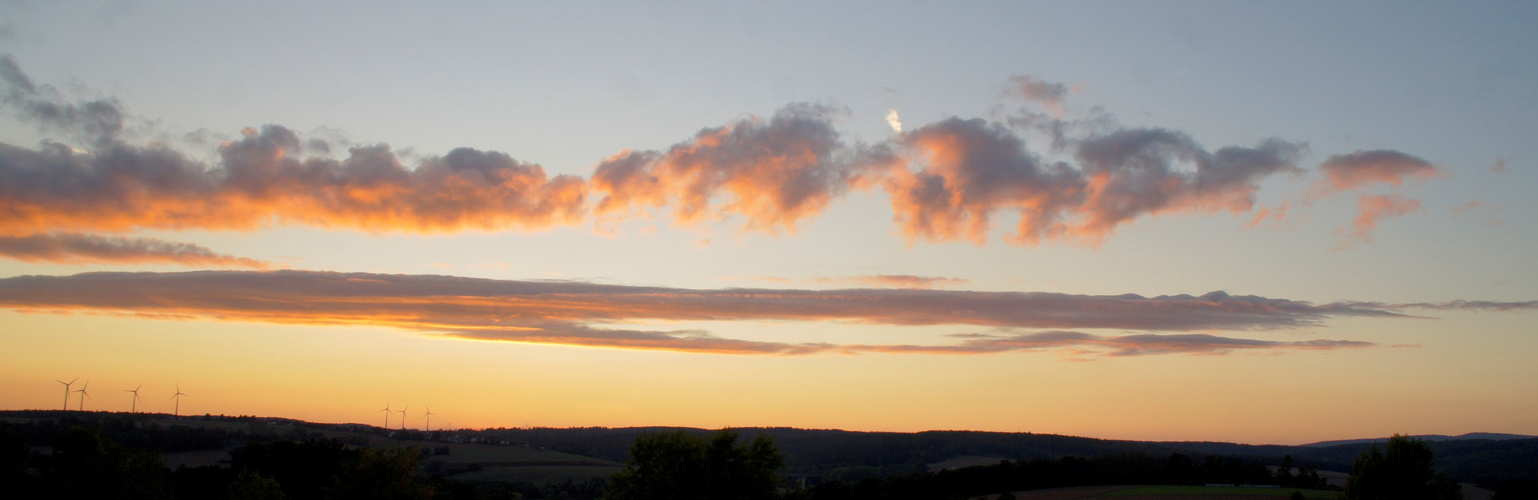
(1107, 485, 1337, 498)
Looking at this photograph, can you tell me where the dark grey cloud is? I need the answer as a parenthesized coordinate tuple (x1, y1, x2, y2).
(0, 232, 268, 268)
(1073, 129, 1305, 240)
(0, 54, 125, 147)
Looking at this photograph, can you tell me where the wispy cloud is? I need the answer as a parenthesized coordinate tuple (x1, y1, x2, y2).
(0, 233, 269, 268)
(1003, 75, 1070, 115)
(725, 274, 969, 289)
(808, 274, 969, 289)
(0, 270, 1492, 357)
(1337, 194, 1422, 249)
(853, 331, 1373, 356)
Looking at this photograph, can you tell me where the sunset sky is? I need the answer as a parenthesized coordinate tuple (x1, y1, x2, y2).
(2, 1, 1535, 445)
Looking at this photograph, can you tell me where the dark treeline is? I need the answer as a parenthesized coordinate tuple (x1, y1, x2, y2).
(0, 421, 604, 499)
(4, 413, 237, 453)
(792, 453, 1327, 500)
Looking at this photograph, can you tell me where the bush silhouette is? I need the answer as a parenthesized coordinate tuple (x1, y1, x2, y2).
(1345, 434, 1462, 500)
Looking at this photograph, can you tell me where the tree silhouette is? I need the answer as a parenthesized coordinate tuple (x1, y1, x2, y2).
(1345, 434, 1462, 500)
(605, 429, 783, 500)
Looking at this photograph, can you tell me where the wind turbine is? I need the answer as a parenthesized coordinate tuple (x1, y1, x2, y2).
(379, 402, 392, 429)
(397, 405, 409, 430)
(56, 378, 77, 411)
(171, 384, 188, 416)
(74, 380, 91, 411)
(424, 407, 436, 432)
(125, 383, 142, 413)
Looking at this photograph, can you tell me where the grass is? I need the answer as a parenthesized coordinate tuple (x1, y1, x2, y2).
(449, 464, 622, 484)
(1107, 485, 1337, 498)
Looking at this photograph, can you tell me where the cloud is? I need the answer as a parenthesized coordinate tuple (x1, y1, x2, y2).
(0, 126, 587, 235)
(808, 274, 969, 289)
(884, 117, 1085, 245)
(0, 270, 1440, 356)
(1004, 75, 1070, 114)
(1347, 299, 1538, 312)
(1245, 202, 1290, 228)
(722, 274, 967, 289)
(0, 232, 269, 268)
(1315, 149, 1441, 195)
(852, 331, 1374, 356)
(592, 104, 890, 234)
(0, 54, 125, 147)
(1070, 130, 1304, 244)
(1493, 156, 1510, 173)
(1337, 194, 1421, 249)
(884, 119, 1304, 246)
(885, 109, 902, 133)
(1449, 201, 1485, 213)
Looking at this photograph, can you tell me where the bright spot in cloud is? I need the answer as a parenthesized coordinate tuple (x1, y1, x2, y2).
(885, 109, 902, 133)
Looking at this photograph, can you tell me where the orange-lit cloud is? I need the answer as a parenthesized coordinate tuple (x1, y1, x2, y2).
(726, 274, 969, 289)
(1314, 149, 1441, 195)
(0, 232, 269, 268)
(808, 275, 969, 289)
(0, 128, 587, 236)
(884, 118, 1084, 245)
(592, 104, 892, 234)
(0, 270, 1472, 357)
(1337, 195, 1422, 249)
(885, 119, 1303, 246)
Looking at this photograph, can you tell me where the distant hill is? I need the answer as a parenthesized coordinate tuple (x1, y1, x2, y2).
(5, 410, 1534, 485)
(1301, 433, 1536, 447)
(468, 426, 1538, 483)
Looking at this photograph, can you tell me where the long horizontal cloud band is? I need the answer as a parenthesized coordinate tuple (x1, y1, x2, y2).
(0, 270, 1409, 331)
(1, 55, 1362, 247)
(4, 270, 1520, 356)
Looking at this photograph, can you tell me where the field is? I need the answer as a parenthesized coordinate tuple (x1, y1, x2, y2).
(973, 485, 1339, 500)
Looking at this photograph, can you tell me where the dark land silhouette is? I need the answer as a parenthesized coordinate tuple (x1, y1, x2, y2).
(2, 410, 1532, 499)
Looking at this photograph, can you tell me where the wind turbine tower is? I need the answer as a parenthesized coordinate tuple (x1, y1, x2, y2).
(424, 407, 436, 432)
(125, 383, 143, 413)
(398, 405, 409, 430)
(379, 403, 392, 429)
(56, 378, 77, 411)
(74, 380, 91, 411)
(171, 384, 188, 416)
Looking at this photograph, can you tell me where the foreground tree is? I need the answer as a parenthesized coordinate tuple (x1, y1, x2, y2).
(1345, 434, 1462, 500)
(605, 429, 783, 500)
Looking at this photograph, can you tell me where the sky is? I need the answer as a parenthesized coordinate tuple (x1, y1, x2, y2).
(1, 1, 1536, 445)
